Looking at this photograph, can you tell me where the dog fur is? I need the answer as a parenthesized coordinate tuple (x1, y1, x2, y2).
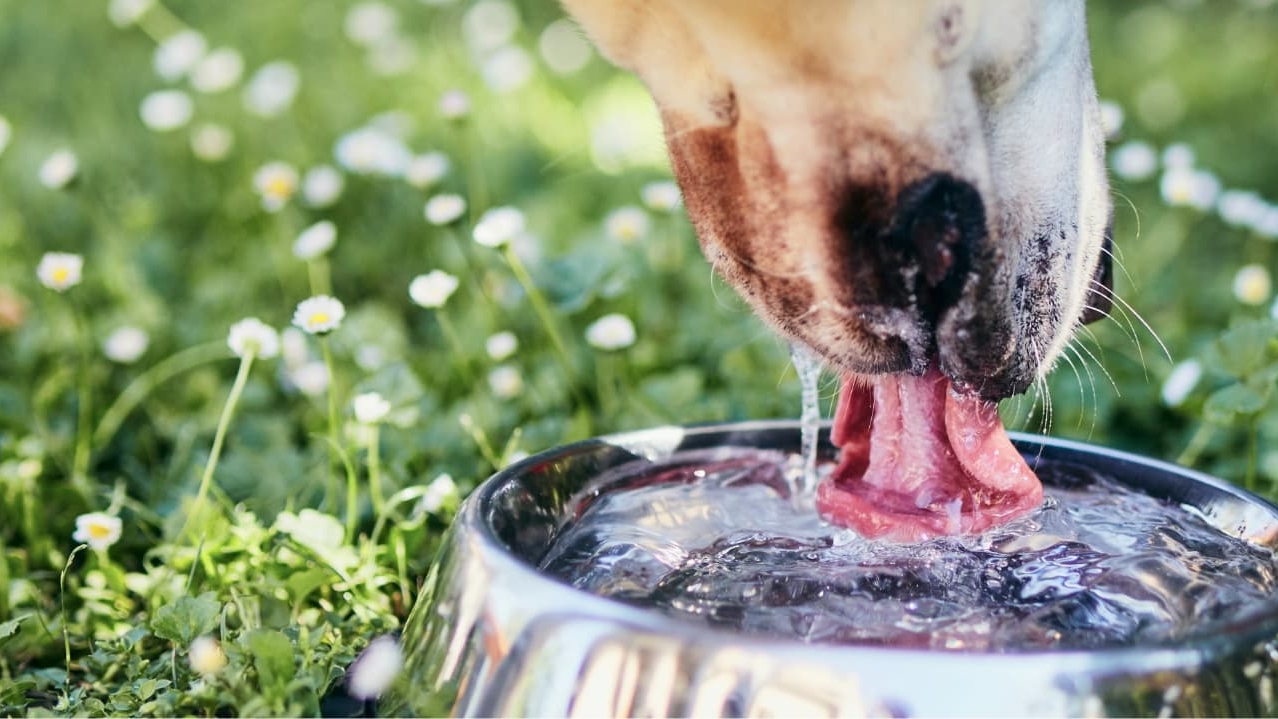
(562, 0, 1113, 400)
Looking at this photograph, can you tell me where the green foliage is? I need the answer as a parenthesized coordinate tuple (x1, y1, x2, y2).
(0, 0, 1277, 715)
(150, 593, 220, 645)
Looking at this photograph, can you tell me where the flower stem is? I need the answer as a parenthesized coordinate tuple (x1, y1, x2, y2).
(93, 341, 228, 449)
(69, 302, 93, 499)
(1177, 421, 1215, 467)
(435, 311, 473, 384)
(502, 246, 576, 382)
(307, 257, 331, 296)
(319, 337, 360, 537)
(177, 352, 256, 545)
(367, 425, 384, 518)
(596, 354, 617, 418)
(60, 544, 87, 698)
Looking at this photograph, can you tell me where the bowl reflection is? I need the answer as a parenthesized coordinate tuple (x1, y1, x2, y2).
(381, 422, 1278, 718)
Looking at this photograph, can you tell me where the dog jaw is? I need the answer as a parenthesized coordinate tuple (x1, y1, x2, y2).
(563, 0, 1112, 400)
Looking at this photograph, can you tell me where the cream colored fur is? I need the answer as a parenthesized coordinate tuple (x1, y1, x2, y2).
(563, 0, 1111, 400)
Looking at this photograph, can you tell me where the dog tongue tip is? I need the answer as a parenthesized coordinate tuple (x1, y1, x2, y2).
(820, 367, 1042, 540)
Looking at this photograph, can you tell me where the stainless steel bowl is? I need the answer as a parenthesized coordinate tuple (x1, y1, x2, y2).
(381, 422, 1278, 717)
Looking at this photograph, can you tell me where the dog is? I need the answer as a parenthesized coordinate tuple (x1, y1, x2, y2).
(562, 0, 1114, 540)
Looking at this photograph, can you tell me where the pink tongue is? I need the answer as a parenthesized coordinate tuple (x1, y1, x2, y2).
(816, 366, 1043, 542)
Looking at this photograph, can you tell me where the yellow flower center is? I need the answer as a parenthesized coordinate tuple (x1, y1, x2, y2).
(52, 267, 69, 284)
(87, 523, 113, 539)
(265, 176, 294, 198)
(309, 311, 330, 326)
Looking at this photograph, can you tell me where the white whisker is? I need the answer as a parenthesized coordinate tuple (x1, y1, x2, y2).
(1071, 335, 1121, 397)
(1093, 281, 1172, 365)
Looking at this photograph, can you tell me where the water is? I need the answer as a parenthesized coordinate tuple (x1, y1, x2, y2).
(539, 448, 1278, 651)
(790, 344, 824, 497)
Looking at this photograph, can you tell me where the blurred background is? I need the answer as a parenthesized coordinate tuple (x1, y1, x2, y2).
(2, 0, 1278, 711)
(2, 0, 1278, 512)
(0, 0, 1276, 512)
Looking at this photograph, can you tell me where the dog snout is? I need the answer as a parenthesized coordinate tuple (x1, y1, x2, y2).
(833, 172, 985, 324)
(890, 174, 986, 331)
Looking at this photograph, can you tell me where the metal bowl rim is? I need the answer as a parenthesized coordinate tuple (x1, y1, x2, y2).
(463, 420, 1278, 663)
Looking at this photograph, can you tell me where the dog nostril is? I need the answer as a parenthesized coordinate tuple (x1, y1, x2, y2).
(890, 173, 986, 313)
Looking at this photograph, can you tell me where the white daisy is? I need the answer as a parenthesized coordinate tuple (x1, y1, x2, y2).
(585, 313, 636, 351)
(1233, 264, 1271, 306)
(408, 270, 460, 308)
(190, 47, 244, 94)
(190, 123, 234, 162)
(538, 19, 592, 75)
(153, 30, 207, 81)
(1161, 143, 1195, 170)
(72, 512, 123, 551)
(346, 635, 404, 700)
(462, 0, 519, 52)
(139, 90, 194, 132)
(253, 161, 298, 212)
(302, 165, 345, 208)
(290, 360, 331, 397)
(1109, 141, 1157, 182)
(641, 181, 682, 212)
(345, 2, 399, 46)
(103, 326, 149, 364)
(1160, 359, 1203, 408)
(424, 194, 466, 225)
(1256, 205, 1278, 240)
(1160, 166, 1219, 211)
(243, 61, 300, 118)
(293, 220, 337, 260)
(188, 636, 228, 676)
(226, 317, 281, 359)
(107, 0, 153, 27)
(293, 295, 346, 335)
(605, 206, 650, 243)
(1217, 190, 1268, 229)
(39, 149, 79, 189)
(485, 331, 518, 361)
(488, 365, 523, 399)
(352, 392, 391, 424)
(437, 89, 471, 120)
(482, 46, 534, 93)
(36, 252, 84, 292)
(473, 206, 525, 248)
(418, 473, 458, 513)
(334, 125, 410, 176)
(405, 152, 450, 189)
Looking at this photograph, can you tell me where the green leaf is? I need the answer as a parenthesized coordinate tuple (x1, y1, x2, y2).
(0, 614, 30, 645)
(1213, 320, 1278, 380)
(246, 629, 296, 696)
(1203, 382, 1269, 423)
(285, 567, 332, 605)
(150, 592, 221, 645)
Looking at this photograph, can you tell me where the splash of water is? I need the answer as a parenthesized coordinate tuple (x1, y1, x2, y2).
(790, 344, 824, 498)
(540, 448, 1278, 650)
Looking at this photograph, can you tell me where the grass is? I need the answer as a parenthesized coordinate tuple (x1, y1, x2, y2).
(1, 0, 1278, 715)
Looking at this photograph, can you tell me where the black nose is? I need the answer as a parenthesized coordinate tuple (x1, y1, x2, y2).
(889, 173, 986, 320)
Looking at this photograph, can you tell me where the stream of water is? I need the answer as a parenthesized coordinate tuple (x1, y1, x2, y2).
(789, 344, 824, 499)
